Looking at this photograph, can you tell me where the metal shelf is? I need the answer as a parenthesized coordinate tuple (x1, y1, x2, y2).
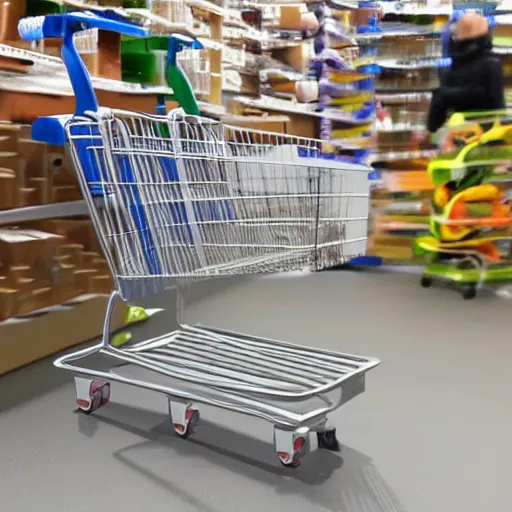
(379, 2, 453, 16)
(376, 92, 432, 103)
(377, 58, 445, 70)
(233, 95, 374, 124)
(368, 148, 438, 164)
(0, 44, 173, 96)
(198, 101, 227, 117)
(0, 201, 88, 227)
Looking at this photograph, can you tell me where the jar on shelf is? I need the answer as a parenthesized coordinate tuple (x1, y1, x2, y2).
(74, 29, 99, 76)
(176, 49, 211, 98)
(73, 29, 99, 55)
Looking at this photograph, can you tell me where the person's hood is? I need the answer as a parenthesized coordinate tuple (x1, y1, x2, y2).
(448, 32, 493, 66)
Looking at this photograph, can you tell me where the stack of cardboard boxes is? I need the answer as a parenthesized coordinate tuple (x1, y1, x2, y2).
(0, 122, 114, 322)
(0, 120, 129, 376)
(0, 123, 112, 320)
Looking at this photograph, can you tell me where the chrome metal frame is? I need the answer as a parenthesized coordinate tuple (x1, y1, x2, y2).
(55, 108, 380, 438)
(54, 290, 379, 429)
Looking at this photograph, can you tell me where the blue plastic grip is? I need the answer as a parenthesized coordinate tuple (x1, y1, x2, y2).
(18, 12, 148, 117)
(18, 16, 46, 40)
(18, 12, 147, 42)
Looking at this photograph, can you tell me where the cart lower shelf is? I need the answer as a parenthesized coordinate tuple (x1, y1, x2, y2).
(125, 325, 378, 397)
(55, 324, 380, 467)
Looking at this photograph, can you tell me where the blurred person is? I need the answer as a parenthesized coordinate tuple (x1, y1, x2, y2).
(427, 12, 505, 133)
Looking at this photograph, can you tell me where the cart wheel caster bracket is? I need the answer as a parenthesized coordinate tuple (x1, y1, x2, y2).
(420, 276, 433, 288)
(459, 284, 477, 300)
(274, 427, 309, 468)
(75, 377, 110, 414)
(316, 428, 341, 452)
(169, 399, 200, 438)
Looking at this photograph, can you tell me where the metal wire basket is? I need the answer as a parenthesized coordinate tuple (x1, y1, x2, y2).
(66, 109, 370, 299)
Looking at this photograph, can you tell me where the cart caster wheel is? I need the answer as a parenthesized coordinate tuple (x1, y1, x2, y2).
(420, 276, 433, 288)
(317, 428, 341, 452)
(277, 435, 307, 468)
(174, 409, 200, 438)
(76, 380, 110, 414)
(279, 456, 302, 468)
(460, 284, 477, 300)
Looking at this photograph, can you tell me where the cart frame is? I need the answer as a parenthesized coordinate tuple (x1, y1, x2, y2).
(19, 11, 380, 468)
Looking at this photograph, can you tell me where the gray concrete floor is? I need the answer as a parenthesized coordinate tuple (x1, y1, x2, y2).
(1, 270, 512, 512)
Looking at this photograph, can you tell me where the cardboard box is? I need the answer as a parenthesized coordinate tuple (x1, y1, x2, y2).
(19, 139, 48, 182)
(0, 152, 19, 176)
(0, 294, 129, 375)
(97, 30, 122, 81)
(0, 229, 64, 267)
(0, 55, 30, 74)
(0, 89, 167, 124)
(286, 113, 318, 139)
(18, 187, 37, 207)
(272, 43, 312, 74)
(36, 219, 101, 253)
(0, 168, 17, 210)
(0, 0, 26, 42)
(279, 5, 304, 30)
(0, 129, 19, 153)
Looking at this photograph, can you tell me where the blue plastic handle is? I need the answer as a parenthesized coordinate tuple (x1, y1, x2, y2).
(18, 11, 147, 41)
(18, 12, 148, 118)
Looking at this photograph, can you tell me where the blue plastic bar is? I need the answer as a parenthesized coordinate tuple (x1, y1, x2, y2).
(18, 12, 148, 117)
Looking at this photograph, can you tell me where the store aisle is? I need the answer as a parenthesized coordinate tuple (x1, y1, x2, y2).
(1, 271, 511, 512)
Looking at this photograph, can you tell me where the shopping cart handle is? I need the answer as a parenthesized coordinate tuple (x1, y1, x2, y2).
(18, 12, 148, 145)
(18, 11, 147, 42)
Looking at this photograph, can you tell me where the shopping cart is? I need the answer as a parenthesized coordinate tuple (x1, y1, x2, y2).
(18, 11, 380, 468)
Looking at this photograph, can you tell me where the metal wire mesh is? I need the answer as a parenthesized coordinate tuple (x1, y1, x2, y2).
(66, 109, 369, 291)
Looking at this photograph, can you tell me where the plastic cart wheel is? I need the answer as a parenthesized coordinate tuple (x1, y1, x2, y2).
(420, 276, 433, 288)
(277, 435, 307, 468)
(279, 456, 302, 468)
(460, 284, 477, 300)
(174, 409, 200, 438)
(77, 380, 110, 414)
(317, 428, 341, 452)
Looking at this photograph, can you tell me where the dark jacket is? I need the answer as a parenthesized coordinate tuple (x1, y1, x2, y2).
(427, 34, 505, 133)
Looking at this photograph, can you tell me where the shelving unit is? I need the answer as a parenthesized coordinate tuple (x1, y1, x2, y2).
(0, 1, 166, 371)
(365, 1, 512, 263)
(362, 3, 447, 263)
(313, 3, 378, 164)
(224, 2, 322, 137)
(493, 14, 512, 106)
